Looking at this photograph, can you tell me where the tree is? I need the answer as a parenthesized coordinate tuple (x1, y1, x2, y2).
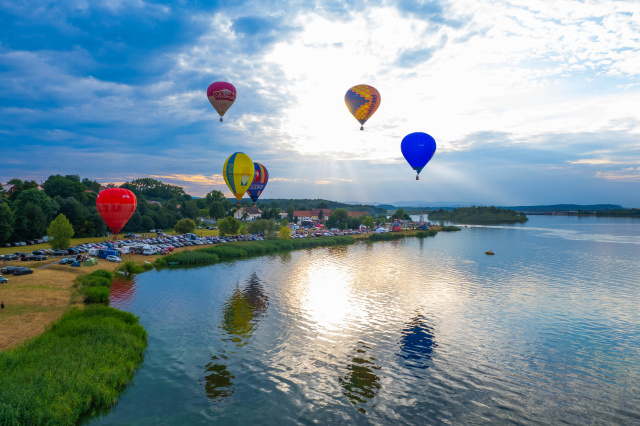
(47, 214, 74, 250)
(318, 209, 324, 220)
(180, 200, 198, 219)
(175, 218, 197, 234)
(279, 226, 292, 240)
(198, 208, 210, 218)
(326, 208, 348, 229)
(209, 202, 225, 220)
(0, 202, 14, 243)
(205, 190, 225, 205)
(287, 205, 294, 221)
(43, 174, 85, 199)
(391, 208, 411, 221)
(361, 215, 374, 228)
(218, 217, 240, 236)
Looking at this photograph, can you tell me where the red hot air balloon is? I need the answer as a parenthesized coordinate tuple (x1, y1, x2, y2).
(96, 188, 137, 236)
(207, 81, 237, 122)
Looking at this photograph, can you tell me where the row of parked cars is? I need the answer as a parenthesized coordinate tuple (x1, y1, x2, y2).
(0, 266, 34, 276)
(3, 238, 47, 248)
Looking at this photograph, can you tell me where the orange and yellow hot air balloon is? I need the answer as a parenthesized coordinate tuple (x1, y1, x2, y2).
(345, 84, 381, 130)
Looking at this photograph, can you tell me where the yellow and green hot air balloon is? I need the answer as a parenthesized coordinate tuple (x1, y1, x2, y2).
(223, 152, 254, 202)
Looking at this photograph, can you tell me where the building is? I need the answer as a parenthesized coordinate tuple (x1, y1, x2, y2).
(234, 206, 262, 221)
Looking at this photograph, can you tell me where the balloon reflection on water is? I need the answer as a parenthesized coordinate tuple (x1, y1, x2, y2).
(339, 341, 382, 414)
(109, 276, 138, 310)
(398, 313, 437, 375)
(202, 272, 269, 402)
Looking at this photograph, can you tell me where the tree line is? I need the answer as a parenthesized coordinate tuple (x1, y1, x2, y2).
(428, 206, 528, 223)
(1, 175, 398, 244)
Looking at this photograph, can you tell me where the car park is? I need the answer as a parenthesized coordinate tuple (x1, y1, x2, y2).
(13, 267, 33, 275)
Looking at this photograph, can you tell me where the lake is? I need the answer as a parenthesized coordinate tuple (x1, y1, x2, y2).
(93, 215, 640, 424)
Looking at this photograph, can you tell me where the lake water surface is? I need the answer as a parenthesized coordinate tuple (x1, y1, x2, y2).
(93, 216, 640, 425)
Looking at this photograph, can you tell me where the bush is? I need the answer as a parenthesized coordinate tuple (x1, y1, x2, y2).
(416, 230, 438, 238)
(76, 270, 114, 288)
(83, 285, 110, 303)
(174, 218, 197, 234)
(440, 226, 461, 232)
(368, 233, 406, 241)
(0, 306, 147, 424)
(155, 251, 219, 266)
(117, 260, 147, 275)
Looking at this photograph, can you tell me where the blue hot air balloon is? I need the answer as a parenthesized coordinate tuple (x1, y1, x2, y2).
(401, 132, 436, 180)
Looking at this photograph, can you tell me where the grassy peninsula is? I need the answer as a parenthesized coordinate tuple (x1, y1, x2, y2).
(0, 271, 148, 424)
(428, 206, 528, 224)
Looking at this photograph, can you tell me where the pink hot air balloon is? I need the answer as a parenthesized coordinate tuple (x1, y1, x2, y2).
(207, 81, 237, 122)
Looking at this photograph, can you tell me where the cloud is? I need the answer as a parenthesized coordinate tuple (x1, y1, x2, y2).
(595, 168, 640, 182)
(1, 0, 640, 206)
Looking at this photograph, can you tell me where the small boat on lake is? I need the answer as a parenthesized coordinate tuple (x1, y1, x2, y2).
(485, 251, 495, 255)
(168, 262, 180, 266)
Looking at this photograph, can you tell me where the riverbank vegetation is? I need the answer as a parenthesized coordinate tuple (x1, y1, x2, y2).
(429, 206, 527, 223)
(155, 236, 356, 266)
(0, 306, 147, 424)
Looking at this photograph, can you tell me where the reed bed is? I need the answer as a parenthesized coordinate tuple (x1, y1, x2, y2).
(156, 236, 356, 267)
(0, 306, 147, 424)
(416, 230, 438, 238)
(116, 260, 154, 274)
(368, 233, 407, 241)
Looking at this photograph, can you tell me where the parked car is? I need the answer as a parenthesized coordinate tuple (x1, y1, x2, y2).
(67, 248, 80, 255)
(59, 258, 75, 265)
(1, 266, 18, 274)
(0, 276, 8, 283)
(32, 255, 47, 261)
(13, 267, 33, 275)
(106, 255, 121, 263)
(52, 250, 67, 256)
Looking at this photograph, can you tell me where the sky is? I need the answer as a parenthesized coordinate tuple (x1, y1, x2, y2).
(1, 0, 639, 207)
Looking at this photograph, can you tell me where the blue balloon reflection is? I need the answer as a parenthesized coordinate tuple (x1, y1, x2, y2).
(398, 313, 436, 371)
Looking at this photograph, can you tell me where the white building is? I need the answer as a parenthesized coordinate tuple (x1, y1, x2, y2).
(234, 207, 262, 221)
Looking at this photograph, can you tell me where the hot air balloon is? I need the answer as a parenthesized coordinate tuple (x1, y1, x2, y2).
(401, 132, 436, 180)
(223, 152, 254, 203)
(247, 163, 269, 204)
(207, 81, 237, 122)
(345, 84, 381, 130)
(96, 188, 137, 236)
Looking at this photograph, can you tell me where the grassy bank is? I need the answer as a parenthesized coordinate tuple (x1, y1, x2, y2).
(0, 267, 148, 424)
(0, 306, 147, 424)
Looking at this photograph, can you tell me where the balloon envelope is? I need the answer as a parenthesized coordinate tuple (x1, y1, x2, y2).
(96, 188, 137, 235)
(401, 132, 436, 176)
(345, 84, 381, 128)
(247, 163, 269, 203)
(223, 152, 254, 201)
(207, 82, 237, 119)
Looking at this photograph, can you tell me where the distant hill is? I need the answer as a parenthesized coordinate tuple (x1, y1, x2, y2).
(505, 204, 625, 212)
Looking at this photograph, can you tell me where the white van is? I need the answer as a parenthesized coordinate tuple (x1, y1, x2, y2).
(88, 248, 99, 256)
(142, 245, 155, 256)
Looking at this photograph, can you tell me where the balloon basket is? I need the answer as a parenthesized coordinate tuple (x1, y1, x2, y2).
(220, 117, 223, 122)
(360, 126, 364, 131)
(416, 174, 419, 180)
